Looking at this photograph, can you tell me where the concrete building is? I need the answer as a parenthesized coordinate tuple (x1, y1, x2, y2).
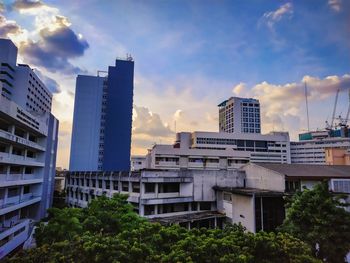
(65, 163, 350, 231)
(66, 169, 245, 228)
(131, 156, 147, 171)
(145, 131, 291, 170)
(218, 97, 261, 134)
(70, 57, 134, 172)
(216, 163, 350, 232)
(325, 147, 350, 165)
(0, 39, 58, 259)
(291, 128, 350, 164)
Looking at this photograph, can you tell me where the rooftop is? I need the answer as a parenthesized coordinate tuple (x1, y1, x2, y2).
(252, 163, 350, 179)
(214, 186, 284, 197)
(149, 211, 225, 225)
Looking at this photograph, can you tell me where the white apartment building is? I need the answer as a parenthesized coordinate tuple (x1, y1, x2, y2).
(145, 131, 291, 170)
(291, 129, 350, 164)
(0, 39, 58, 259)
(66, 169, 245, 228)
(218, 97, 261, 134)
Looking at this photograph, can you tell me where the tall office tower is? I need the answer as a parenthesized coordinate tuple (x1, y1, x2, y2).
(218, 97, 261, 134)
(0, 39, 59, 258)
(70, 58, 134, 171)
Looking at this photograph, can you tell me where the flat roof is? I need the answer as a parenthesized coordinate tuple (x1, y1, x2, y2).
(149, 211, 225, 224)
(253, 163, 350, 179)
(214, 186, 284, 197)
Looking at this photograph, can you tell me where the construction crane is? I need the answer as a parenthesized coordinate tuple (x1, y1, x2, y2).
(335, 88, 350, 127)
(345, 89, 350, 126)
(330, 88, 340, 129)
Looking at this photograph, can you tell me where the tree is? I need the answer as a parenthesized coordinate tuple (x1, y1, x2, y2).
(6, 194, 321, 263)
(279, 181, 350, 263)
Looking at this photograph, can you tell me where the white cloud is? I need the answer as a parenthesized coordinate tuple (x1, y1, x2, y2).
(232, 82, 246, 96)
(328, 0, 342, 12)
(251, 74, 350, 136)
(261, 3, 293, 30)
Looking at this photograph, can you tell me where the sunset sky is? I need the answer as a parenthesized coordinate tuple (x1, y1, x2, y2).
(1, 0, 349, 168)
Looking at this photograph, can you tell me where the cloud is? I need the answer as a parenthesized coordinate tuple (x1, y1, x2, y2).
(260, 3, 293, 30)
(0, 14, 22, 37)
(232, 82, 246, 96)
(33, 68, 60, 93)
(328, 0, 342, 12)
(251, 74, 350, 134)
(12, 0, 45, 10)
(20, 15, 89, 74)
(132, 105, 174, 137)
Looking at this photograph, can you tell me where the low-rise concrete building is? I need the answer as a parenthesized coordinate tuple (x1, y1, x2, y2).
(216, 163, 350, 232)
(65, 164, 350, 232)
(66, 169, 244, 228)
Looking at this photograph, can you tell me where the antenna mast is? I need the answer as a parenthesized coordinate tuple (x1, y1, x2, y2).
(304, 82, 310, 132)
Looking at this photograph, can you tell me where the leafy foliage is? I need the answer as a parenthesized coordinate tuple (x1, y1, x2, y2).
(279, 181, 350, 263)
(7, 194, 320, 263)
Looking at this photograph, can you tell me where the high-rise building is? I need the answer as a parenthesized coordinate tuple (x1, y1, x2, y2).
(70, 58, 134, 172)
(0, 39, 59, 258)
(218, 97, 261, 134)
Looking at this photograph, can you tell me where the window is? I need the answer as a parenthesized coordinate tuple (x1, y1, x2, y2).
(122, 182, 129, 192)
(24, 167, 33, 174)
(158, 183, 179, 193)
(144, 205, 155, 215)
(200, 202, 212, 210)
(132, 182, 140, 193)
(23, 185, 30, 194)
(8, 187, 19, 197)
(92, 180, 96, 188)
(105, 180, 110, 189)
(98, 180, 103, 188)
(113, 181, 118, 190)
(144, 183, 155, 193)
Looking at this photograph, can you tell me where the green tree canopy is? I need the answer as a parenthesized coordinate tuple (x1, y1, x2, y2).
(279, 181, 350, 263)
(7, 194, 321, 263)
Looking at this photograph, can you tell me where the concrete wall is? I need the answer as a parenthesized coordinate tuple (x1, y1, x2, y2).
(243, 164, 285, 191)
(192, 170, 244, 201)
(231, 194, 255, 232)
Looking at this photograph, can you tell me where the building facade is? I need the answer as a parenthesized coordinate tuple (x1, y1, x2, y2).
(0, 39, 58, 259)
(69, 58, 134, 171)
(65, 163, 350, 231)
(145, 131, 291, 170)
(66, 169, 244, 228)
(325, 147, 350, 165)
(218, 97, 261, 134)
(291, 128, 350, 164)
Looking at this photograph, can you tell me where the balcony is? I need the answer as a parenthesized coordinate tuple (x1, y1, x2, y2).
(188, 162, 204, 169)
(0, 152, 44, 167)
(155, 161, 179, 168)
(141, 196, 193, 205)
(0, 195, 41, 216)
(0, 129, 45, 151)
(0, 174, 43, 187)
(0, 219, 30, 259)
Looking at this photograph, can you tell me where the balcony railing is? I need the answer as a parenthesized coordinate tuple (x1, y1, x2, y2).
(0, 129, 45, 151)
(0, 152, 44, 167)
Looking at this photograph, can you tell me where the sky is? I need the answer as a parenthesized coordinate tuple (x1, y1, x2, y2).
(0, 0, 349, 169)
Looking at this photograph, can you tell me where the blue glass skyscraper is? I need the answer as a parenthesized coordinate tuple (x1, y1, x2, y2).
(70, 58, 134, 171)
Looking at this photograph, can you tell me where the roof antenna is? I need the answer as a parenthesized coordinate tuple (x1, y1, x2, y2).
(304, 81, 310, 132)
